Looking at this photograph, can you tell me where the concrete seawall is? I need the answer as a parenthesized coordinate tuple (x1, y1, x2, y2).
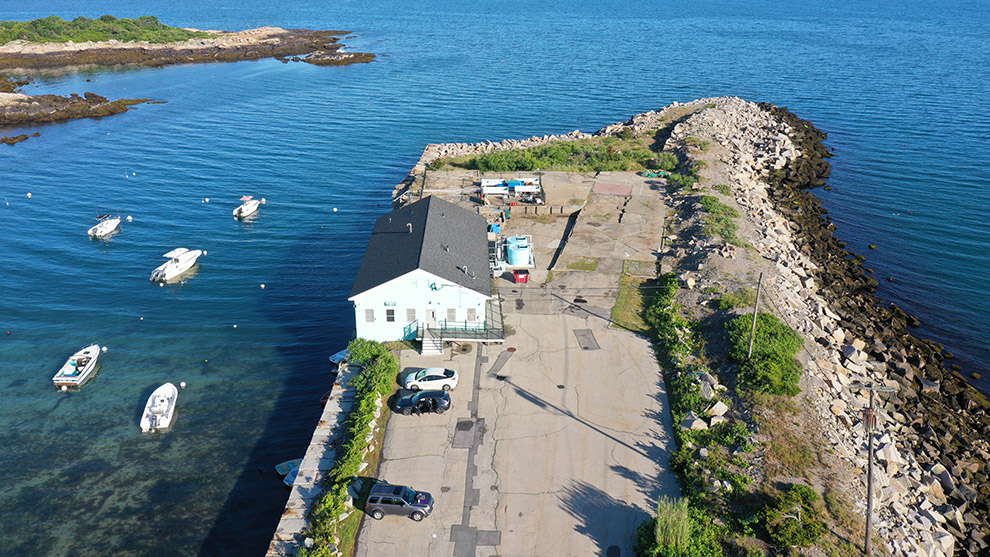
(266, 364, 362, 556)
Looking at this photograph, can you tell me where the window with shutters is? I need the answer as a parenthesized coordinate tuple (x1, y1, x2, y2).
(447, 308, 457, 321)
(386, 309, 395, 322)
(467, 308, 477, 321)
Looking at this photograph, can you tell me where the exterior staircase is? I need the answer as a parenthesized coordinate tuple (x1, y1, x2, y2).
(421, 329, 444, 355)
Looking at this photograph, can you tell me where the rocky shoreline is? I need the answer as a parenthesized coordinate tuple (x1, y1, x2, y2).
(0, 26, 373, 141)
(0, 27, 374, 69)
(0, 90, 150, 126)
(657, 98, 988, 556)
(0, 76, 151, 141)
(395, 99, 989, 555)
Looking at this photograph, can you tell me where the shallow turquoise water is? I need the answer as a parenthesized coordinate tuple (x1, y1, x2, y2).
(1, 1, 988, 555)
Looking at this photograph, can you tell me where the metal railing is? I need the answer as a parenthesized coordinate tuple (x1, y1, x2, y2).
(412, 296, 506, 343)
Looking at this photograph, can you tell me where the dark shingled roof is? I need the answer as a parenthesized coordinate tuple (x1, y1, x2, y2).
(349, 196, 492, 298)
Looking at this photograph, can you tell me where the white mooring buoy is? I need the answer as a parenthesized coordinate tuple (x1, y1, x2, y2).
(126, 215, 133, 222)
(61, 385, 68, 392)
(260, 284, 266, 289)
(180, 382, 187, 389)
(333, 207, 338, 213)
(101, 346, 108, 353)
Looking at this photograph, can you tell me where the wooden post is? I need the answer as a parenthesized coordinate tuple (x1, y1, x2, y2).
(850, 381, 897, 556)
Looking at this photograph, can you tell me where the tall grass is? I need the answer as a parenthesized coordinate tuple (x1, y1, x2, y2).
(655, 496, 691, 552)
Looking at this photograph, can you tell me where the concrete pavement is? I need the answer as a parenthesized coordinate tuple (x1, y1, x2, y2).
(356, 313, 677, 557)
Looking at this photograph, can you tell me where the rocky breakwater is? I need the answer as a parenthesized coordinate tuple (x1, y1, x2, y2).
(0, 27, 373, 69)
(391, 129, 592, 203)
(663, 97, 988, 556)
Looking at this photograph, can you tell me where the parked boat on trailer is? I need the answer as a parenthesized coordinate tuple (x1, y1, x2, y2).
(52, 344, 101, 389)
(233, 195, 265, 219)
(87, 213, 121, 238)
(140, 382, 178, 432)
(150, 248, 205, 282)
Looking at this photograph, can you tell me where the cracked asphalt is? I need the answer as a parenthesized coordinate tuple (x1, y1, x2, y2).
(355, 313, 677, 556)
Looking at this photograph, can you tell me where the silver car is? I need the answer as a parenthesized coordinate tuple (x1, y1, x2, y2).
(403, 367, 459, 392)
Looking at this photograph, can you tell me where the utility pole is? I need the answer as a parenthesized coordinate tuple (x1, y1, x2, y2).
(747, 272, 764, 359)
(850, 381, 898, 556)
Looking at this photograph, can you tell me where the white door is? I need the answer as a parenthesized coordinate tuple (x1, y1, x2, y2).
(426, 309, 437, 328)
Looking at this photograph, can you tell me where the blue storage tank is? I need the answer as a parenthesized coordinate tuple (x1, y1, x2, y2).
(507, 235, 528, 247)
(507, 243, 531, 266)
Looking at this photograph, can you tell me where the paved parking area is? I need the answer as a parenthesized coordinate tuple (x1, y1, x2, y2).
(355, 312, 677, 557)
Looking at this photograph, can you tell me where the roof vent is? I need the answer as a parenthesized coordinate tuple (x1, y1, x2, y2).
(441, 243, 449, 252)
(407, 223, 413, 234)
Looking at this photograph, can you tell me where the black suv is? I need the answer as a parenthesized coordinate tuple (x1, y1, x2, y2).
(365, 483, 434, 521)
(395, 390, 451, 415)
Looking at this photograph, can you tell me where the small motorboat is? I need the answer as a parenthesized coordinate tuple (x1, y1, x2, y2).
(140, 382, 178, 432)
(150, 248, 205, 282)
(52, 344, 101, 388)
(283, 467, 299, 489)
(329, 349, 351, 371)
(233, 195, 265, 219)
(275, 458, 303, 479)
(88, 214, 121, 238)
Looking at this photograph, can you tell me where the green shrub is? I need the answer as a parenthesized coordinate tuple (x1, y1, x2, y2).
(692, 421, 750, 448)
(698, 196, 740, 244)
(717, 288, 757, 309)
(763, 485, 827, 547)
(0, 15, 213, 44)
(306, 338, 399, 548)
(713, 184, 731, 196)
(684, 136, 710, 151)
(617, 128, 636, 140)
(653, 152, 679, 171)
(453, 138, 656, 173)
(636, 507, 726, 557)
(668, 173, 698, 189)
(726, 313, 804, 396)
(699, 196, 739, 218)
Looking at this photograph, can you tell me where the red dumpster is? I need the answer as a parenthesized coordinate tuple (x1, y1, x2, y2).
(513, 269, 530, 284)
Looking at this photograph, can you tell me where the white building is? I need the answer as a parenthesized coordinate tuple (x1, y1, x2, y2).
(349, 196, 503, 353)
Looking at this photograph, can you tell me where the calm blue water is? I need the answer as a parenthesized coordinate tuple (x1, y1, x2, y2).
(1, 1, 987, 555)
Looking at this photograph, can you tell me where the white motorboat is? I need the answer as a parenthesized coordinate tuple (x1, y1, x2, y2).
(140, 382, 178, 432)
(52, 344, 101, 388)
(150, 248, 205, 282)
(233, 195, 265, 219)
(87, 214, 121, 238)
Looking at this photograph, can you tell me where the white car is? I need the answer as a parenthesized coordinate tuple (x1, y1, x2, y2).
(404, 367, 458, 392)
